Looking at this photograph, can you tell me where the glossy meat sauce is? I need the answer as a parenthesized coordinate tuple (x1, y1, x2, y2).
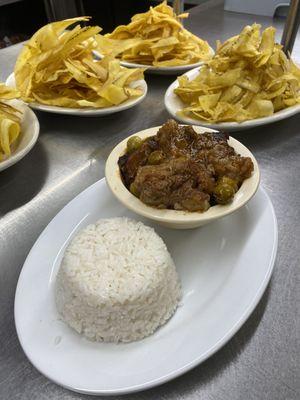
(118, 120, 254, 212)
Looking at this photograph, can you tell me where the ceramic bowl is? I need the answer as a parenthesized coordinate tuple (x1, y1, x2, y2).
(105, 125, 260, 229)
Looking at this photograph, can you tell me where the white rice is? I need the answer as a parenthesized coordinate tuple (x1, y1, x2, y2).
(55, 217, 181, 343)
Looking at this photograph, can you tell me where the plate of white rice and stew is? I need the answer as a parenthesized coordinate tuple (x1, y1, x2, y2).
(14, 174, 277, 395)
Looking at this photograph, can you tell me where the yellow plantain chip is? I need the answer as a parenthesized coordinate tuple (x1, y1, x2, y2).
(174, 23, 300, 123)
(96, 1, 212, 67)
(14, 17, 145, 108)
(0, 83, 21, 159)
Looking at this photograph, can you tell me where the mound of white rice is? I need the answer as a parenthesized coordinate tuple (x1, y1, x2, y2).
(55, 217, 181, 343)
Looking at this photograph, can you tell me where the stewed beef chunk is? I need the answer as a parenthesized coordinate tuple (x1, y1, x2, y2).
(118, 120, 254, 212)
(133, 158, 213, 212)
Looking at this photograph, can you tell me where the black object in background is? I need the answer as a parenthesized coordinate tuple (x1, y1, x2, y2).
(0, 0, 48, 48)
(84, 0, 155, 33)
(0, 0, 196, 48)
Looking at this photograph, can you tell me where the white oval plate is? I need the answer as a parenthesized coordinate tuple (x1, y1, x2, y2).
(165, 67, 300, 131)
(15, 179, 277, 395)
(6, 73, 147, 116)
(0, 100, 39, 172)
(93, 48, 214, 75)
(15, 179, 277, 396)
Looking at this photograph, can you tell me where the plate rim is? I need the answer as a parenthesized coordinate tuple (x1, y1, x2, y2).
(164, 66, 300, 130)
(14, 179, 278, 396)
(6, 73, 147, 116)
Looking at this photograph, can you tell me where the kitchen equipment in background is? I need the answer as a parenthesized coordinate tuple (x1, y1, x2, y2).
(224, 0, 289, 17)
(281, 0, 300, 53)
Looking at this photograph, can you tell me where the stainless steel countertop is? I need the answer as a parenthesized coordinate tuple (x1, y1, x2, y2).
(0, 2, 299, 399)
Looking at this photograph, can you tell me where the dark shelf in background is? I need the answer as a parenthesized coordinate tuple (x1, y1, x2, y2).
(0, 0, 201, 48)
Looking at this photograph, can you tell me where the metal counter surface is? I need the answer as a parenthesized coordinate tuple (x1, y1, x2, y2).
(0, 2, 299, 399)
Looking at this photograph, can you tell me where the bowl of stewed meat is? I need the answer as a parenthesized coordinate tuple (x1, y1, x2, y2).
(105, 120, 260, 229)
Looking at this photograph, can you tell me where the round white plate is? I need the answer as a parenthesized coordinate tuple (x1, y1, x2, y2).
(165, 67, 300, 131)
(0, 100, 39, 172)
(6, 73, 147, 116)
(93, 48, 214, 75)
(15, 179, 277, 396)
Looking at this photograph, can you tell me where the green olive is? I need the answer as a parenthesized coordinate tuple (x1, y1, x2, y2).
(127, 136, 142, 153)
(218, 176, 238, 192)
(129, 182, 140, 197)
(147, 150, 164, 165)
(213, 183, 236, 204)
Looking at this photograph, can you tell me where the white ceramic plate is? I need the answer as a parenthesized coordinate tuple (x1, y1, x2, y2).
(0, 100, 39, 172)
(93, 49, 214, 75)
(6, 73, 147, 116)
(15, 178, 277, 395)
(165, 67, 300, 131)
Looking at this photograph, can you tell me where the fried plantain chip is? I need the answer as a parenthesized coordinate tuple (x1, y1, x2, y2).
(0, 83, 21, 159)
(14, 17, 145, 109)
(175, 24, 300, 123)
(96, 1, 212, 67)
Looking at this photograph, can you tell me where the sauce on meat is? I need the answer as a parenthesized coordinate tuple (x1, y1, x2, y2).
(118, 120, 254, 212)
